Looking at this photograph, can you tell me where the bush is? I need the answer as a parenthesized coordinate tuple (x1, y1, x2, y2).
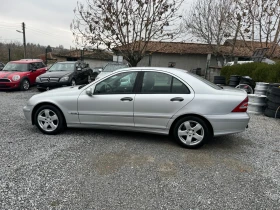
(221, 62, 280, 83)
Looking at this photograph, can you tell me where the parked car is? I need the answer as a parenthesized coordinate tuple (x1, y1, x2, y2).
(91, 66, 103, 80)
(36, 61, 94, 91)
(0, 59, 47, 90)
(23, 67, 250, 149)
(95, 62, 129, 80)
(0, 62, 5, 71)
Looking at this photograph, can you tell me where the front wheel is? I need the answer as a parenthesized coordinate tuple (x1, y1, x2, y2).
(34, 105, 65, 135)
(173, 116, 211, 149)
(20, 79, 30, 91)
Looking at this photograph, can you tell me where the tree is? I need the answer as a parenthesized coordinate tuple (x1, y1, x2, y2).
(183, 0, 236, 65)
(234, 0, 280, 57)
(71, 0, 183, 66)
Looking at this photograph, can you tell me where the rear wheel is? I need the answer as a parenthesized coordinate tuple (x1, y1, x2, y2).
(20, 79, 30, 91)
(173, 116, 211, 149)
(34, 105, 65, 135)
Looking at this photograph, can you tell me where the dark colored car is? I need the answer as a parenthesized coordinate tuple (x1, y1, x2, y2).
(0, 59, 47, 90)
(0, 62, 5, 71)
(36, 61, 94, 91)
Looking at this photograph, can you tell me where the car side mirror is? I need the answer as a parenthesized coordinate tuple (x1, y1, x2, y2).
(31, 68, 36, 72)
(86, 88, 93, 96)
(77, 67, 82, 71)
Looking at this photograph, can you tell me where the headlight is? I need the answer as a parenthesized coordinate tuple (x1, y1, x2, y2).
(36, 77, 41, 83)
(12, 75, 20, 81)
(60, 76, 69, 82)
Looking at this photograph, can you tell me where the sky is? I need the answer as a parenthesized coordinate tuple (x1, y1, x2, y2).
(0, 0, 193, 49)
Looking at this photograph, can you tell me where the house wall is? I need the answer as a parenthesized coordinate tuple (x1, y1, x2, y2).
(137, 53, 221, 74)
(84, 59, 111, 68)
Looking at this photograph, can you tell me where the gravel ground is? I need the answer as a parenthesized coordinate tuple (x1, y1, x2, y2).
(0, 87, 279, 209)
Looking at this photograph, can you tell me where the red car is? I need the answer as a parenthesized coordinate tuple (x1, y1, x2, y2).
(0, 59, 47, 90)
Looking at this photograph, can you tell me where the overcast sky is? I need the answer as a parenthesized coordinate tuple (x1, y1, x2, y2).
(0, 0, 193, 49)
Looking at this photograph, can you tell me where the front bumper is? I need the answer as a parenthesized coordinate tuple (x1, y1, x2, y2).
(36, 81, 69, 90)
(205, 112, 250, 136)
(23, 105, 34, 124)
(0, 82, 20, 89)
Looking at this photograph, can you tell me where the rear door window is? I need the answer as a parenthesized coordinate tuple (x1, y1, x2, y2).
(141, 72, 190, 94)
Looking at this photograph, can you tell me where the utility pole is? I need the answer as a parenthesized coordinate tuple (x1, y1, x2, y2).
(16, 22, 27, 58)
(22, 22, 26, 59)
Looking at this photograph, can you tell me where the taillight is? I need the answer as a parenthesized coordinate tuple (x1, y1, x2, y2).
(232, 96, 248, 112)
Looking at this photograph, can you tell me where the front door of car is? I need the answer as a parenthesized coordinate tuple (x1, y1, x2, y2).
(134, 71, 195, 130)
(78, 71, 138, 127)
(28, 63, 40, 84)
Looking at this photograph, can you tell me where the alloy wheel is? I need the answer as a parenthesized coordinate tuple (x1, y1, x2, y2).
(37, 109, 59, 132)
(23, 80, 30, 90)
(178, 120, 205, 146)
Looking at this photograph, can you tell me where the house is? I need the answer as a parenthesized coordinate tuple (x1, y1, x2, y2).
(38, 49, 113, 68)
(114, 40, 280, 74)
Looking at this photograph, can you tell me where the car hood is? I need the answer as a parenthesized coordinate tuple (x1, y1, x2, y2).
(38, 71, 73, 78)
(0, 71, 29, 79)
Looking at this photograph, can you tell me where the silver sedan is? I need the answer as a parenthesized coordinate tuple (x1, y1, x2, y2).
(23, 67, 250, 149)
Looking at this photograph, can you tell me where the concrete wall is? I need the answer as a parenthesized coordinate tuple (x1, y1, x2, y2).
(137, 53, 220, 74)
(84, 59, 111, 68)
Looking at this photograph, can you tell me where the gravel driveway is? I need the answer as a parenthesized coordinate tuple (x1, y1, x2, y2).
(0, 87, 279, 209)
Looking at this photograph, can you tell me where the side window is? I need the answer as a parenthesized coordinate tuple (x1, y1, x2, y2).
(94, 72, 138, 94)
(142, 72, 172, 93)
(172, 78, 190, 94)
(141, 72, 190, 94)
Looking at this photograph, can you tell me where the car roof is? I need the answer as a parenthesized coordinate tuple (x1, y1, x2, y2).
(114, 67, 188, 74)
(11, 60, 43, 64)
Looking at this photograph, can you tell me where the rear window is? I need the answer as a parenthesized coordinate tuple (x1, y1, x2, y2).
(189, 73, 222, 90)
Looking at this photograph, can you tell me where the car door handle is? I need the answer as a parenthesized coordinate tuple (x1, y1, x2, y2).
(170, 97, 184, 102)
(120, 97, 133, 101)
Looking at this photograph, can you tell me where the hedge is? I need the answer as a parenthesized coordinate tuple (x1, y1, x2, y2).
(220, 62, 280, 83)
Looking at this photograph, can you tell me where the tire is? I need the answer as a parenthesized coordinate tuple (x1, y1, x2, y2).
(34, 105, 65, 135)
(37, 88, 45, 92)
(271, 87, 280, 96)
(264, 108, 280, 118)
(267, 94, 280, 104)
(214, 79, 226, 85)
(173, 116, 212, 149)
(214, 76, 226, 80)
(267, 101, 280, 111)
(20, 79, 30, 91)
(71, 79, 76, 86)
(230, 75, 241, 82)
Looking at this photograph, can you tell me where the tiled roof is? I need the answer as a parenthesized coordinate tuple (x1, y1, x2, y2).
(114, 41, 280, 58)
(58, 49, 113, 60)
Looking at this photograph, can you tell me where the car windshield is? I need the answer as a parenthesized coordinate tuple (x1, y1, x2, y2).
(48, 63, 75, 72)
(2, 62, 28, 72)
(189, 72, 222, 90)
(103, 64, 128, 72)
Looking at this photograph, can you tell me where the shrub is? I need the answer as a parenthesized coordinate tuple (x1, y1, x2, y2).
(221, 62, 280, 83)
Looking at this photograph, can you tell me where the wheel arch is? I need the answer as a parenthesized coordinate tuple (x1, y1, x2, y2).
(169, 114, 214, 137)
(31, 102, 66, 126)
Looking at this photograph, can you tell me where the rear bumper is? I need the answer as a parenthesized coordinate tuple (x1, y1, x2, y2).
(205, 112, 250, 136)
(0, 82, 20, 89)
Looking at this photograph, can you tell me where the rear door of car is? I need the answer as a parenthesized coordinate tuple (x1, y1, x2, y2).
(133, 71, 194, 130)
